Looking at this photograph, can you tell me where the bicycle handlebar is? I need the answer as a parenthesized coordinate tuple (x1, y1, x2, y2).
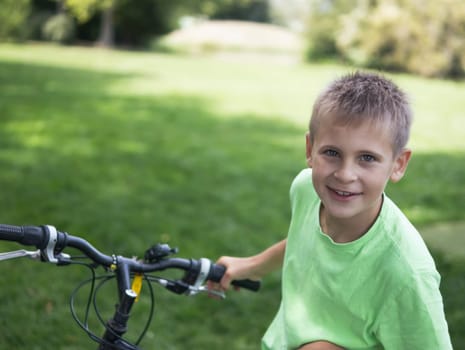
(0, 224, 260, 291)
(0, 224, 48, 247)
(0, 223, 261, 349)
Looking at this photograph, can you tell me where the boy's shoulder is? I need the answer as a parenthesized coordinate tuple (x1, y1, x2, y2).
(290, 169, 314, 197)
(289, 169, 319, 213)
(376, 196, 438, 280)
(290, 168, 312, 193)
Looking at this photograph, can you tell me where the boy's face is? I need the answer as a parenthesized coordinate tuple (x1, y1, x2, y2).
(306, 116, 411, 231)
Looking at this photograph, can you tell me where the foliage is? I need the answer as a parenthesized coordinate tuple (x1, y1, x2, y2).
(29, 0, 271, 47)
(113, 0, 185, 46)
(304, 0, 465, 78)
(269, 0, 311, 31)
(27, 10, 54, 40)
(0, 43, 464, 348)
(42, 13, 75, 43)
(208, 0, 270, 22)
(4, 0, 463, 78)
(304, 0, 353, 61)
(337, 0, 465, 78)
(304, 15, 340, 60)
(115, 0, 271, 46)
(63, 0, 195, 46)
(0, 0, 31, 41)
(64, 0, 103, 23)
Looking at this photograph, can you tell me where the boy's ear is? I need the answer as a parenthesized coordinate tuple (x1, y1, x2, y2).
(305, 132, 313, 167)
(390, 148, 412, 183)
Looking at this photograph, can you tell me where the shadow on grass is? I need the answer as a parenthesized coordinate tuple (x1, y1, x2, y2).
(433, 253, 465, 347)
(387, 152, 465, 225)
(0, 60, 463, 349)
(0, 61, 303, 249)
(0, 60, 302, 349)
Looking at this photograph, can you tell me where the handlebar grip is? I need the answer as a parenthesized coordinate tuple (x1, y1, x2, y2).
(208, 263, 261, 292)
(231, 278, 261, 292)
(0, 224, 47, 248)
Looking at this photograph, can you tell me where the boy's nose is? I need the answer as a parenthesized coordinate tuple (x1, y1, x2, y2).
(334, 162, 357, 182)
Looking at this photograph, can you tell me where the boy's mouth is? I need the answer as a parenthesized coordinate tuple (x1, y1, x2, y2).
(328, 187, 362, 198)
(335, 190, 356, 197)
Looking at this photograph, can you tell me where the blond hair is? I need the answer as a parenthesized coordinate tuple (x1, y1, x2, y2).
(309, 72, 412, 155)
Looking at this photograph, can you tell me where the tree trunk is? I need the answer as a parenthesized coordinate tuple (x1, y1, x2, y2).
(98, 4, 115, 48)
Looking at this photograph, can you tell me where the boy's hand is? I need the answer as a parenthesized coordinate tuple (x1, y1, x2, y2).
(209, 256, 261, 293)
(208, 239, 286, 295)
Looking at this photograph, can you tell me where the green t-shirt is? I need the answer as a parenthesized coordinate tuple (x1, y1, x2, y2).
(262, 169, 452, 350)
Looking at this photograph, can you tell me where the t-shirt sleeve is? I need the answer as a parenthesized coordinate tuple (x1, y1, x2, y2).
(289, 169, 314, 212)
(375, 270, 452, 349)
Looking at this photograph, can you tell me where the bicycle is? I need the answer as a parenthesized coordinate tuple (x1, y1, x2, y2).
(0, 224, 260, 349)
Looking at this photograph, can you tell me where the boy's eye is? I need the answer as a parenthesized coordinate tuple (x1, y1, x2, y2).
(360, 154, 376, 162)
(324, 149, 339, 157)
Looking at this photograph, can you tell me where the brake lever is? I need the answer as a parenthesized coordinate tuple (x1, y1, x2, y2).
(0, 249, 72, 263)
(0, 249, 41, 261)
(155, 278, 226, 299)
(194, 285, 225, 299)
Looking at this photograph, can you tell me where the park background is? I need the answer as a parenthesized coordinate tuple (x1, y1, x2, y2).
(0, 0, 464, 348)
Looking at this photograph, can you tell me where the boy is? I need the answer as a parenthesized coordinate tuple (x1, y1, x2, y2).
(215, 72, 452, 349)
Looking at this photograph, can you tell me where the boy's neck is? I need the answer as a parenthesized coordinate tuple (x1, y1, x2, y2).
(319, 197, 383, 243)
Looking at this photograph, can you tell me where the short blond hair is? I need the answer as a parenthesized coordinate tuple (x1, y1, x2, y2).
(309, 71, 412, 155)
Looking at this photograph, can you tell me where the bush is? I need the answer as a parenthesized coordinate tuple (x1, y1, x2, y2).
(304, 16, 340, 61)
(304, 0, 465, 78)
(42, 13, 76, 44)
(0, 0, 31, 41)
(27, 10, 54, 41)
(336, 0, 465, 78)
(303, 0, 352, 61)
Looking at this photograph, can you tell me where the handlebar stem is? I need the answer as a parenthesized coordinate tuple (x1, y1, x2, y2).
(99, 289, 139, 350)
(116, 257, 133, 299)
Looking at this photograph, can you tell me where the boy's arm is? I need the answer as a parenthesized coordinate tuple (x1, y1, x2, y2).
(216, 239, 286, 290)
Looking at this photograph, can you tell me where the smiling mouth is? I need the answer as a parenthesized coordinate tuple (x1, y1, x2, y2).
(329, 187, 362, 198)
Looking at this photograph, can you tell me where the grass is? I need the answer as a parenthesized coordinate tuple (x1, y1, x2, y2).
(421, 222, 465, 262)
(0, 43, 464, 349)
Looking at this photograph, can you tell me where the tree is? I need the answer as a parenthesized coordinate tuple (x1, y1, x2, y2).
(98, 2, 114, 47)
(64, 0, 114, 47)
(0, 0, 31, 41)
(269, 0, 311, 32)
(304, 0, 355, 60)
(28, 0, 274, 48)
(337, 0, 465, 77)
(64, 0, 190, 47)
(184, 0, 270, 22)
(303, 0, 465, 78)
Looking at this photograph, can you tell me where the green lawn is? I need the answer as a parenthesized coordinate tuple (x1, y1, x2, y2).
(0, 43, 464, 349)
